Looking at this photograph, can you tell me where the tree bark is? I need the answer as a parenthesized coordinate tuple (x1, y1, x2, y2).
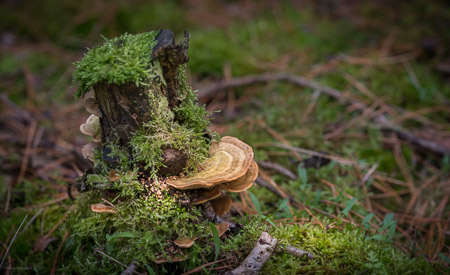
(87, 30, 193, 176)
(94, 30, 189, 146)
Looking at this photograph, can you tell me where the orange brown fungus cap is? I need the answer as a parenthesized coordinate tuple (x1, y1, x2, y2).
(215, 222, 229, 237)
(191, 186, 222, 205)
(91, 203, 117, 214)
(211, 194, 232, 216)
(152, 255, 186, 264)
(174, 237, 195, 248)
(166, 136, 254, 190)
(220, 160, 258, 193)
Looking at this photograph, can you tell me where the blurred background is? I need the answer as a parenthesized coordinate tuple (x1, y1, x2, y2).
(0, 0, 449, 272)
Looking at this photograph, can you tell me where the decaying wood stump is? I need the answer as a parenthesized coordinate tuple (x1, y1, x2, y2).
(85, 30, 195, 176)
(95, 30, 189, 146)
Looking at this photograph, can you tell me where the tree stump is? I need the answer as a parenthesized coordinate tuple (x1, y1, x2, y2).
(95, 30, 189, 146)
(74, 30, 210, 179)
(69, 30, 258, 272)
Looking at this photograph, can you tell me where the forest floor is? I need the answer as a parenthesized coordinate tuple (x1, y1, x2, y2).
(0, 0, 449, 273)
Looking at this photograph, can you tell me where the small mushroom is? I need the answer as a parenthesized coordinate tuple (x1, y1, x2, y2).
(220, 160, 258, 193)
(167, 136, 254, 190)
(174, 237, 195, 248)
(215, 222, 229, 237)
(82, 142, 98, 162)
(210, 194, 232, 216)
(91, 203, 117, 214)
(80, 114, 101, 142)
(109, 170, 121, 182)
(191, 186, 222, 205)
(152, 255, 187, 264)
(85, 98, 102, 117)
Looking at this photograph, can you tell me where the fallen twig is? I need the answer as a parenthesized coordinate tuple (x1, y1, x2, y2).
(16, 120, 38, 186)
(199, 72, 450, 155)
(339, 51, 419, 65)
(260, 143, 362, 167)
(94, 250, 143, 275)
(33, 208, 71, 253)
(0, 215, 28, 270)
(182, 258, 230, 275)
(282, 245, 315, 260)
(20, 208, 44, 236)
(121, 262, 139, 275)
(255, 176, 298, 207)
(257, 161, 297, 180)
(225, 232, 277, 275)
(50, 231, 69, 275)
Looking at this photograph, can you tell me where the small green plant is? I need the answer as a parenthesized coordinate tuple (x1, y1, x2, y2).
(209, 223, 221, 262)
(249, 192, 291, 226)
(341, 197, 357, 216)
(297, 165, 308, 185)
(366, 213, 397, 241)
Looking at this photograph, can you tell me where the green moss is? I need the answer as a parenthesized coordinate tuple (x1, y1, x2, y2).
(130, 120, 209, 178)
(174, 65, 211, 133)
(65, 178, 212, 274)
(223, 220, 436, 274)
(73, 31, 159, 98)
(73, 34, 211, 176)
(127, 65, 211, 178)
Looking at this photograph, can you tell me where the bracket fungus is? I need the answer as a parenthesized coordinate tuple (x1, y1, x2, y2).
(81, 142, 98, 162)
(167, 136, 254, 189)
(210, 194, 233, 216)
(91, 203, 117, 214)
(221, 160, 258, 193)
(80, 114, 101, 142)
(191, 186, 222, 205)
(167, 136, 258, 216)
(215, 222, 230, 237)
(84, 98, 102, 118)
(173, 237, 195, 248)
(152, 255, 187, 264)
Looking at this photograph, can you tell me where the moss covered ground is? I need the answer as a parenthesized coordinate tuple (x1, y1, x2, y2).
(0, 0, 449, 274)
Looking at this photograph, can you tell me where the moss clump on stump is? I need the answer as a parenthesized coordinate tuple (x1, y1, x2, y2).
(68, 30, 215, 272)
(73, 32, 160, 99)
(74, 30, 211, 177)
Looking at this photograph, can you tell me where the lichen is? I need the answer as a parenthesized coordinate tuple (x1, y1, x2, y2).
(73, 31, 159, 99)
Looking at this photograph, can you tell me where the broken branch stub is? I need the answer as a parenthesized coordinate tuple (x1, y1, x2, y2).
(225, 232, 278, 275)
(284, 245, 315, 260)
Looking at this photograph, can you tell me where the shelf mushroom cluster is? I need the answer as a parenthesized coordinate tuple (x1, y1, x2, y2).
(167, 136, 258, 216)
(80, 98, 102, 162)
